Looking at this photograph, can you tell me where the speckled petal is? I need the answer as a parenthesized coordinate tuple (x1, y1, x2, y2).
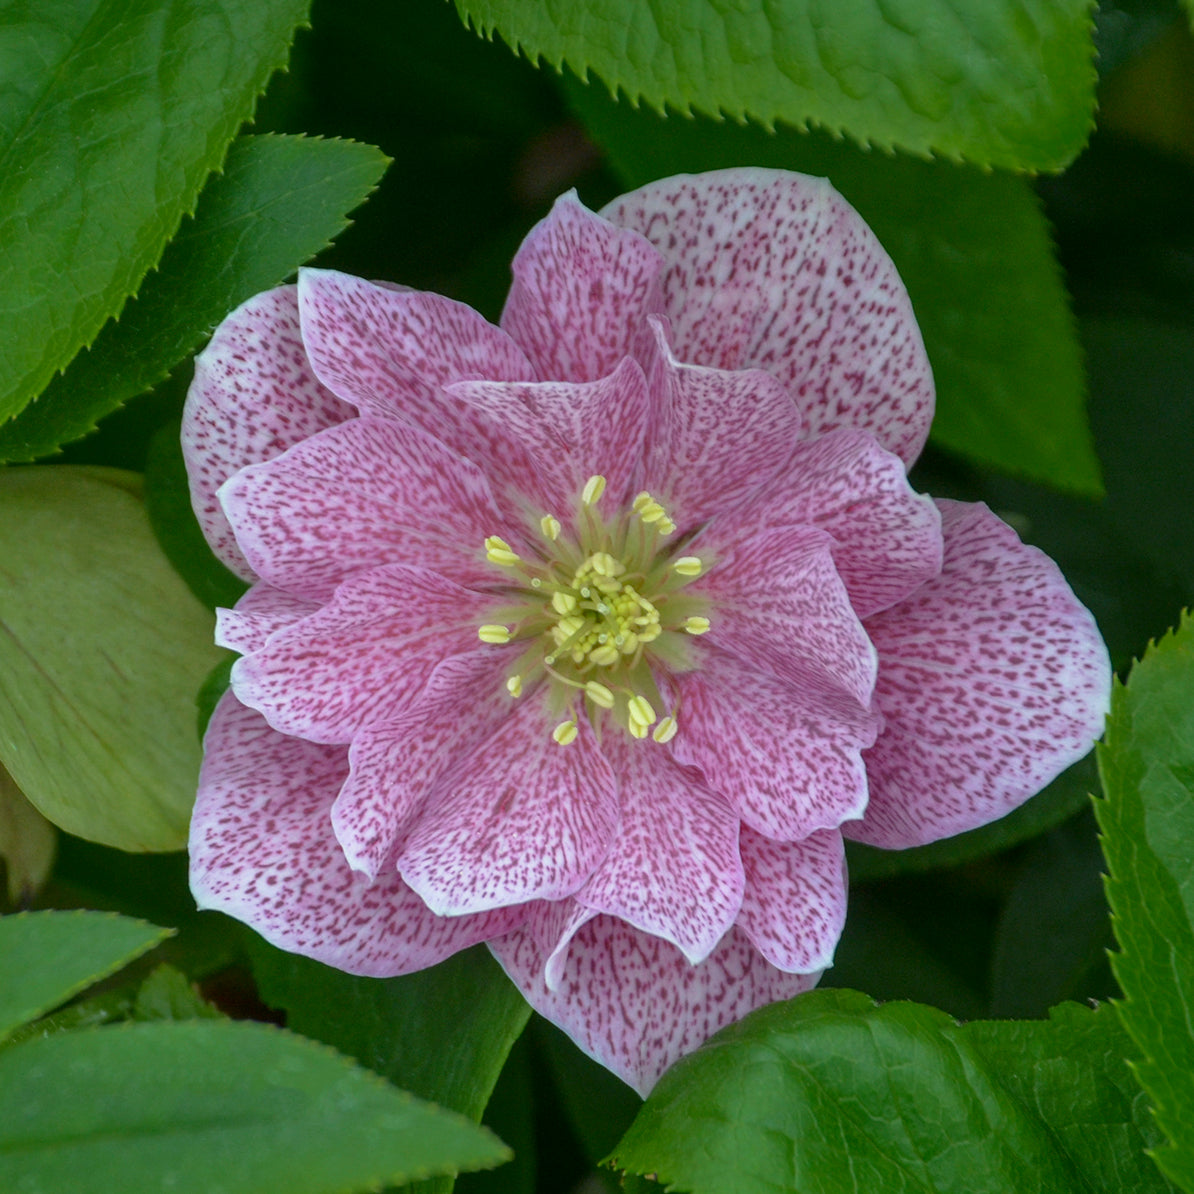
(215, 583, 320, 655)
(190, 693, 523, 977)
(714, 428, 943, 619)
(640, 319, 805, 532)
(220, 416, 502, 601)
(736, 827, 846, 973)
(698, 525, 878, 707)
(602, 168, 934, 466)
(232, 564, 490, 745)
(397, 701, 619, 915)
(183, 286, 355, 579)
(576, 736, 744, 965)
(445, 356, 651, 514)
(332, 651, 515, 880)
(501, 190, 666, 382)
(848, 500, 1112, 848)
(671, 646, 879, 840)
(490, 918, 819, 1096)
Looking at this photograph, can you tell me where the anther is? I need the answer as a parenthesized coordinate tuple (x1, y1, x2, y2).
(478, 624, 512, 644)
(552, 719, 579, 746)
(585, 681, 615, 709)
(627, 718, 649, 740)
(673, 556, 702, 577)
(652, 716, 678, 744)
(627, 695, 656, 727)
(582, 475, 606, 506)
(485, 536, 520, 567)
(552, 591, 578, 615)
(540, 514, 561, 541)
(683, 616, 711, 636)
(589, 644, 619, 666)
(656, 516, 676, 535)
(506, 675, 523, 697)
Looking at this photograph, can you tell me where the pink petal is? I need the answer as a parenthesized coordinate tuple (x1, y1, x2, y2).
(670, 646, 879, 840)
(490, 918, 819, 1096)
(848, 500, 1112, 848)
(190, 693, 522, 977)
(640, 319, 805, 533)
(397, 700, 619, 915)
(501, 190, 666, 382)
(697, 525, 877, 707)
(332, 651, 515, 880)
(736, 827, 846, 973)
(215, 583, 320, 655)
(602, 168, 935, 466)
(220, 416, 503, 601)
(716, 428, 943, 619)
(232, 564, 492, 744)
(445, 356, 651, 516)
(297, 268, 537, 416)
(576, 736, 744, 965)
(182, 286, 355, 579)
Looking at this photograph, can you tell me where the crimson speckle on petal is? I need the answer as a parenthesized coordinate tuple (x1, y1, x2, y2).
(183, 167, 1111, 1095)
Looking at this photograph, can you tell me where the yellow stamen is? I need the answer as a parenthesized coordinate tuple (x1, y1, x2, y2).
(540, 514, 561, 541)
(589, 644, 620, 667)
(582, 475, 606, 506)
(478, 624, 512, 644)
(552, 719, 579, 746)
(627, 717, 649, 740)
(485, 535, 520, 567)
(505, 675, 522, 697)
(673, 556, 702, 577)
(627, 695, 656, 727)
(683, 616, 711, 636)
(551, 590, 578, 615)
(584, 680, 615, 709)
(653, 716, 678, 743)
(656, 516, 676, 535)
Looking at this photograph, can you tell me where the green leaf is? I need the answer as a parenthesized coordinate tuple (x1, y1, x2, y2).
(847, 752, 1096, 881)
(456, 0, 1096, 170)
(0, 910, 170, 1042)
(0, 133, 388, 463)
(566, 83, 1102, 495)
(0, 1020, 509, 1194)
(0, 765, 56, 907)
(0, 467, 224, 850)
(611, 991, 1173, 1194)
(1097, 612, 1194, 1191)
(132, 964, 222, 1022)
(250, 941, 531, 1194)
(0, 0, 311, 426)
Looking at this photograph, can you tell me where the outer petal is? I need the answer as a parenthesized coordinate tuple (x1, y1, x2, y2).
(697, 525, 877, 707)
(576, 736, 744, 966)
(602, 168, 935, 466)
(220, 416, 503, 601)
(640, 319, 805, 533)
(501, 190, 666, 383)
(707, 428, 943, 620)
(736, 827, 846, 974)
(332, 651, 515, 880)
(446, 357, 651, 515)
(397, 702, 619, 915)
(671, 646, 879, 840)
(490, 918, 819, 1096)
(849, 500, 1112, 848)
(232, 565, 491, 744)
(190, 693, 522, 977)
(215, 583, 320, 655)
(182, 286, 355, 579)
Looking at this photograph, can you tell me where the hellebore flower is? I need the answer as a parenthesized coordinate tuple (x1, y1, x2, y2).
(183, 169, 1111, 1095)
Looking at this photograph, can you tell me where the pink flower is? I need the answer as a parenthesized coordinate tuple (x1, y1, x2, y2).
(183, 169, 1111, 1095)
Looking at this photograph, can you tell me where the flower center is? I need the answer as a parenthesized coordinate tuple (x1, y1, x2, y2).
(476, 475, 711, 745)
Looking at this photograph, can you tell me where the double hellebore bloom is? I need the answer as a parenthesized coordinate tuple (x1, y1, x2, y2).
(183, 169, 1110, 1095)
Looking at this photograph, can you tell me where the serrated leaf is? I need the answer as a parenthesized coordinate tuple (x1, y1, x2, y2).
(0, 133, 389, 463)
(132, 964, 222, 1022)
(250, 941, 531, 1194)
(0, 0, 310, 425)
(566, 82, 1102, 495)
(0, 467, 224, 850)
(611, 990, 1173, 1194)
(0, 1020, 509, 1194)
(457, 0, 1096, 170)
(1097, 612, 1194, 1191)
(0, 910, 170, 1042)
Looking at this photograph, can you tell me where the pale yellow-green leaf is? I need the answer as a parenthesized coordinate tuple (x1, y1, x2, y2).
(0, 467, 222, 851)
(0, 766, 56, 905)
